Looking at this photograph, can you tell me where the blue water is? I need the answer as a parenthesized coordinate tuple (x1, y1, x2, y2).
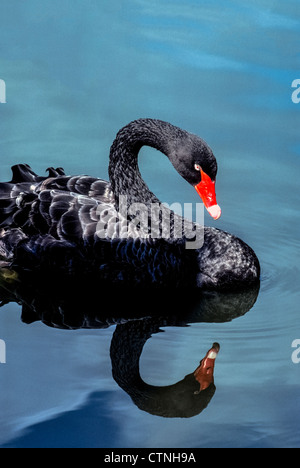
(0, 0, 299, 448)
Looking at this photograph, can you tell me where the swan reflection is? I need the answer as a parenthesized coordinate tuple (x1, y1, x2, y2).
(0, 269, 259, 418)
(111, 323, 221, 418)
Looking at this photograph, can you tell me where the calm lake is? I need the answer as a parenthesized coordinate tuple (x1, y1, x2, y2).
(0, 0, 299, 448)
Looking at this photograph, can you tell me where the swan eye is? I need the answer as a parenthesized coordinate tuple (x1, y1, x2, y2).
(194, 164, 201, 172)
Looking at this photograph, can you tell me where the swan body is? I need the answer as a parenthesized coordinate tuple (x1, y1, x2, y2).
(0, 119, 260, 289)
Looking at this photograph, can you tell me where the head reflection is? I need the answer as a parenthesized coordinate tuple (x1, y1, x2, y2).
(0, 270, 259, 418)
(111, 320, 220, 418)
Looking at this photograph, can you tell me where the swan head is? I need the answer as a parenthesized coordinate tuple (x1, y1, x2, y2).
(110, 119, 221, 220)
(168, 133, 221, 220)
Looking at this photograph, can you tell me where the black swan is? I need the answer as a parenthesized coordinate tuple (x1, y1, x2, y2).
(0, 119, 260, 289)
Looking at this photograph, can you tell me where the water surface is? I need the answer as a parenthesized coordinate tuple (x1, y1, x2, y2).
(0, 0, 299, 448)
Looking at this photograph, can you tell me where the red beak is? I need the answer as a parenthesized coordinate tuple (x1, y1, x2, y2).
(195, 169, 221, 220)
(194, 342, 220, 393)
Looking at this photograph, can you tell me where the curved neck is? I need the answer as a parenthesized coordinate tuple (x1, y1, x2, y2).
(108, 119, 186, 208)
(110, 320, 216, 418)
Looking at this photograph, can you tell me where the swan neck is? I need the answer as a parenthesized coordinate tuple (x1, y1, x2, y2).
(108, 119, 184, 206)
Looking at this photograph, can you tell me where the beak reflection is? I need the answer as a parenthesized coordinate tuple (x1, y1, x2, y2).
(194, 342, 220, 394)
